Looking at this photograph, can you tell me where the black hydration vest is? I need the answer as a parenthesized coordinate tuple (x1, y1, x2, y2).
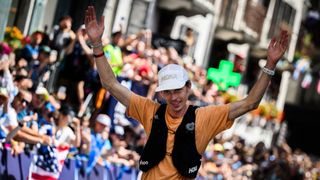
(139, 104, 202, 178)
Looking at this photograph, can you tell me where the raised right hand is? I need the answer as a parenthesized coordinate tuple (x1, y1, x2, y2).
(84, 6, 105, 43)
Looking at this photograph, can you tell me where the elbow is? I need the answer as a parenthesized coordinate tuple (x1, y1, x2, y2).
(100, 78, 118, 91)
(101, 80, 110, 89)
(248, 101, 260, 111)
(100, 77, 113, 88)
(243, 98, 260, 112)
(250, 105, 259, 112)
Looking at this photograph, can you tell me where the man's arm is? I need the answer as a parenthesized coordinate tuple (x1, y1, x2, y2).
(65, 30, 77, 55)
(71, 117, 81, 147)
(85, 6, 132, 107)
(228, 30, 289, 120)
(6, 125, 51, 145)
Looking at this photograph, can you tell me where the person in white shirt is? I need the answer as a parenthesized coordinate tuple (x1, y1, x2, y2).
(54, 104, 80, 148)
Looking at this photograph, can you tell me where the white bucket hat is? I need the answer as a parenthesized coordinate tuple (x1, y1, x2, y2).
(155, 64, 189, 92)
(96, 114, 111, 127)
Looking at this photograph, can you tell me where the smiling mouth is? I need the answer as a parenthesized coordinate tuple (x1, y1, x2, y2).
(171, 102, 180, 108)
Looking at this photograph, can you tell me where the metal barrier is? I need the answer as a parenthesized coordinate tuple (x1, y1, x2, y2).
(0, 149, 139, 180)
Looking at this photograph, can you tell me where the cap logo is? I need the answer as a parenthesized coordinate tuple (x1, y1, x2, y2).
(161, 74, 177, 82)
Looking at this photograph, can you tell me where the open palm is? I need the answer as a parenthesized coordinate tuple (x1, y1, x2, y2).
(84, 6, 105, 43)
(267, 30, 289, 65)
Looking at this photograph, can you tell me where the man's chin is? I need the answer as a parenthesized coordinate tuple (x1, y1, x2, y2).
(170, 105, 182, 112)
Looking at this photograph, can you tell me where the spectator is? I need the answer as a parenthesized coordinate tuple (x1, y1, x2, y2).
(53, 104, 80, 148)
(29, 46, 52, 88)
(85, 114, 112, 174)
(20, 31, 43, 63)
(58, 25, 93, 112)
(50, 15, 76, 60)
(7, 90, 51, 155)
(103, 31, 123, 76)
(0, 88, 10, 139)
(181, 27, 195, 56)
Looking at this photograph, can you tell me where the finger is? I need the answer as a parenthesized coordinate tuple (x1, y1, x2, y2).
(88, 6, 93, 22)
(280, 32, 288, 48)
(85, 7, 90, 22)
(282, 36, 289, 50)
(84, 10, 89, 25)
(86, 6, 92, 22)
(84, 10, 90, 28)
(268, 38, 276, 49)
(279, 31, 288, 46)
(92, 6, 97, 21)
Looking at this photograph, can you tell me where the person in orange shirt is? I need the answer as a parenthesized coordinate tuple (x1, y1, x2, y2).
(84, 6, 289, 180)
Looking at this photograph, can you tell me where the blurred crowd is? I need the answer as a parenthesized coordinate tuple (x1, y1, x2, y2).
(0, 15, 319, 179)
(198, 135, 320, 179)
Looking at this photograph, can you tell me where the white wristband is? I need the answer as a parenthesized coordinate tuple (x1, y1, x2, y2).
(262, 67, 275, 76)
(89, 41, 103, 49)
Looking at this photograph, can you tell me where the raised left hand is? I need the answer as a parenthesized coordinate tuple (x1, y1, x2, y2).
(267, 30, 289, 68)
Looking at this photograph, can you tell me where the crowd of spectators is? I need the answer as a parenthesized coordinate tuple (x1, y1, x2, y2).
(0, 15, 319, 179)
(198, 134, 320, 179)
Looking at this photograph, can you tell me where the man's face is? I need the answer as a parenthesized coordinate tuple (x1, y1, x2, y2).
(31, 33, 43, 45)
(12, 93, 31, 112)
(38, 52, 50, 63)
(94, 122, 107, 133)
(60, 19, 72, 30)
(31, 94, 45, 109)
(112, 34, 122, 45)
(160, 85, 190, 113)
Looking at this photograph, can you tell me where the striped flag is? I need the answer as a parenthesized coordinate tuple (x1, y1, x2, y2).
(29, 145, 70, 180)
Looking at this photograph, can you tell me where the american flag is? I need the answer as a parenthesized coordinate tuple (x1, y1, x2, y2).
(29, 145, 70, 180)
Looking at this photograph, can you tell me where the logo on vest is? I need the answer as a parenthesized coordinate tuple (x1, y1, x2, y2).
(185, 122, 195, 131)
(188, 165, 198, 174)
(154, 115, 159, 120)
(140, 160, 149, 166)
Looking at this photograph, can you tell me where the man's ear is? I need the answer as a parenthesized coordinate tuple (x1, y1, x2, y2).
(186, 81, 191, 89)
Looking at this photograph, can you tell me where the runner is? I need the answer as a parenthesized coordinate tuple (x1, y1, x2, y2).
(84, 5, 289, 180)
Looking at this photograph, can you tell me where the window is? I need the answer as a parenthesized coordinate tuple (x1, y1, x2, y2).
(127, 0, 150, 35)
(268, 0, 296, 39)
(219, 0, 238, 29)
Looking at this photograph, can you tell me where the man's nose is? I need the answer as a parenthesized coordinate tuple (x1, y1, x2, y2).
(170, 93, 178, 101)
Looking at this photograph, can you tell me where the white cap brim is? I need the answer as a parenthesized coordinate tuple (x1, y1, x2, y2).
(96, 114, 111, 127)
(155, 81, 186, 92)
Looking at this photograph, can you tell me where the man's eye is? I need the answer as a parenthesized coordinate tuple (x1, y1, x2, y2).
(175, 88, 183, 93)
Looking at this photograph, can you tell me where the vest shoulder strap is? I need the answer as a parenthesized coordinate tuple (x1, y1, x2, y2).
(139, 104, 167, 172)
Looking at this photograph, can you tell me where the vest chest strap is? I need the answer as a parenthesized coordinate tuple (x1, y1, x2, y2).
(168, 129, 176, 134)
